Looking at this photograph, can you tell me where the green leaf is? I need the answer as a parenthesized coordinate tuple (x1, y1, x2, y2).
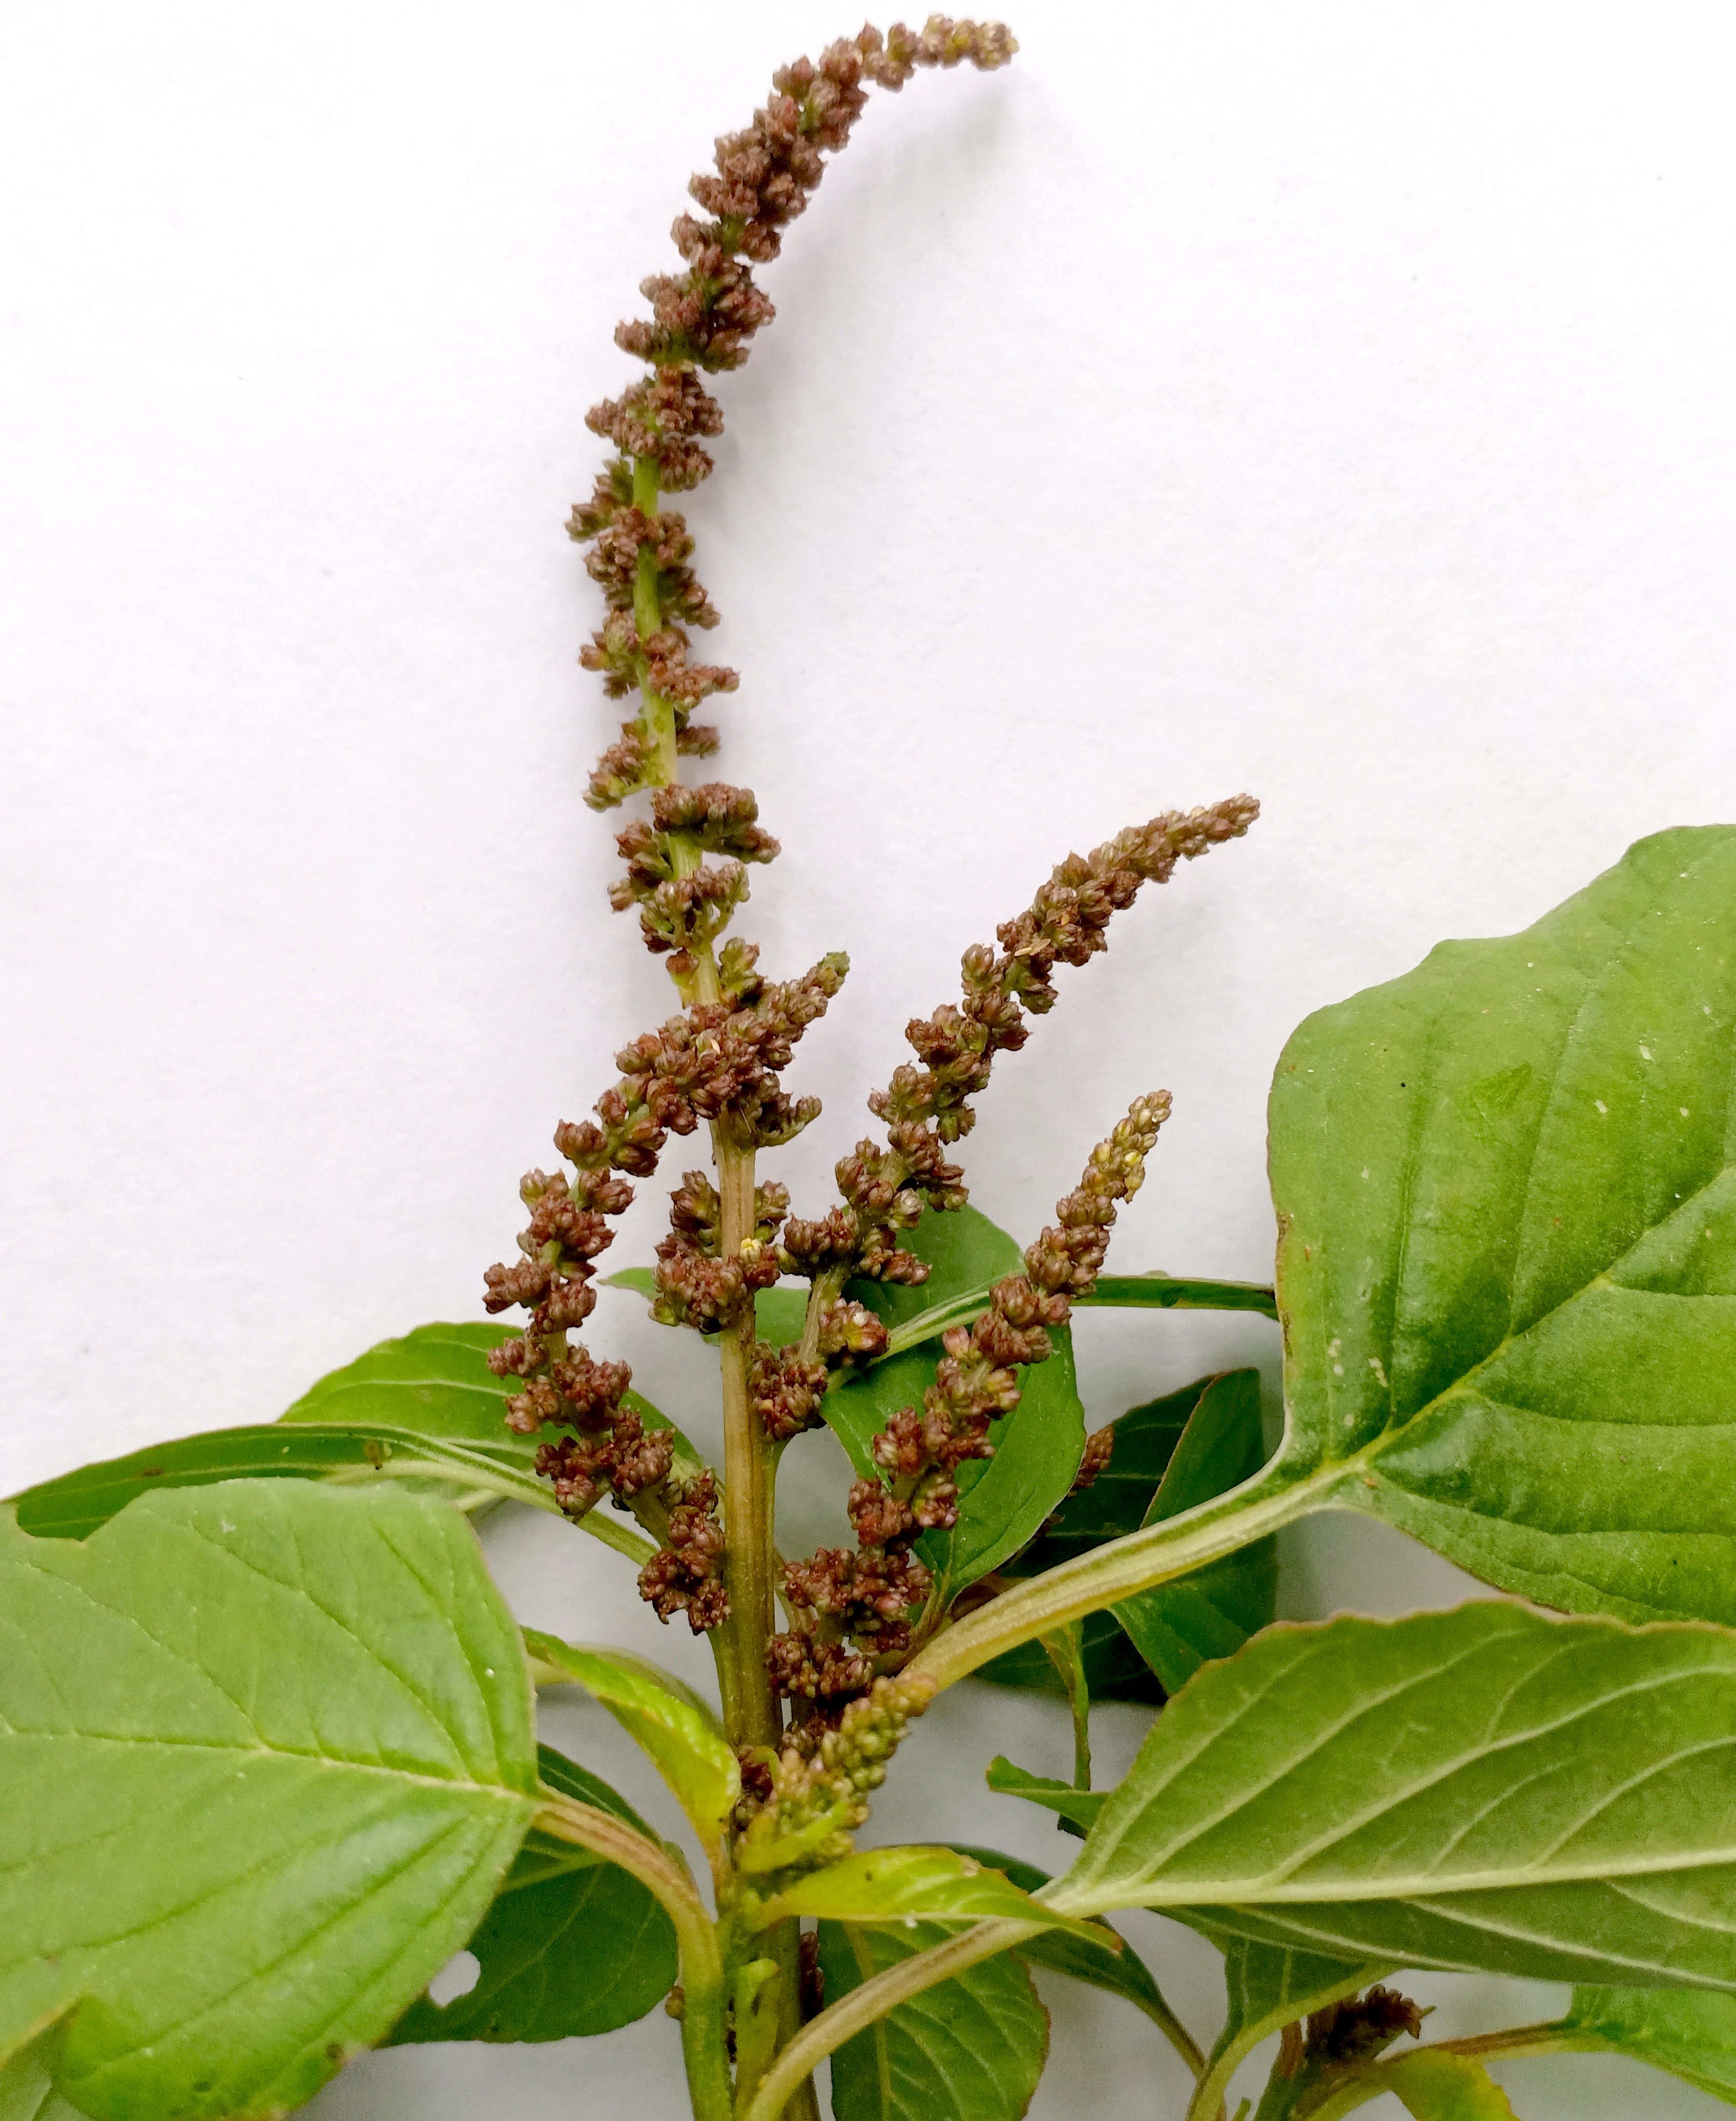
(817, 1918, 1048, 2121)
(977, 1378, 1210, 1704)
(279, 1322, 518, 1443)
(851, 1205, 1025, 1337)
(8, 1423, 552, 1541)
(283, 1322, 708, 1490)
(830, 1206, 1087, 1601)
(0, 1481, 539, 2119)
(1560, 1984, 1736, 2103)
(984, 1757, 1108, 1838)
(1083, 1274, 1278, 1320)
(10, 1323, 699, 1559)
(1047, 1599, 1736, 1989)
(386, 1743, 676, 2046)
(522, 1630, 737, 1845)
(1110, 1370, 1277, 1694)
(1269, 824, 1736, 1625)
(1375, 2051, 1518, 2119)
(976, 1612, 1163, 1706)
(758, 1846, 1102, 1942)
(1012, 1376, 1208, 1565)
(0, 2027, 88, 2121)
(503, 1742, 665, 1885)
(922, 1327, 1086, 1598)
(1192, 1937, 1387, 2121)
(604, 1269, 813, 1351)
(943, 1846, 1188, 2039)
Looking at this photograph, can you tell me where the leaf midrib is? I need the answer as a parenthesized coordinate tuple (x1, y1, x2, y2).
(0, 1724, 539, 1798)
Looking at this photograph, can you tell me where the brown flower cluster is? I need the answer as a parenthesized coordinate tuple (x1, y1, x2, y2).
(765, 1096, 1169, 1718)
(570, 18, 1016, 822)
(776, 800, 1257, 1322)
(1305, 1987, 1425, 2065)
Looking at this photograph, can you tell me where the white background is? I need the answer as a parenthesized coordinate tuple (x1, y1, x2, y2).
(4, 2, 1735, 2114)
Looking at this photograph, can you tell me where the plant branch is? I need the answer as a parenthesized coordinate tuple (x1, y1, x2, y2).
(535, 1793, 732, 2121)
(909, 1457, 1344, 1697)
(738, 1919, 1045, 2121)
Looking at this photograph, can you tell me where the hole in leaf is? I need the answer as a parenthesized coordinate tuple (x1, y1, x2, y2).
(428, 1949, 481, 2006)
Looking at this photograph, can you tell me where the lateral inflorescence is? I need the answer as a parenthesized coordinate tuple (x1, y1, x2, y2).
(766, 1095, 1172, 1722)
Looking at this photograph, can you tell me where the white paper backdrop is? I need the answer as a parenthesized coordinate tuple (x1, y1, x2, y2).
(4, 2, 1734, 2114)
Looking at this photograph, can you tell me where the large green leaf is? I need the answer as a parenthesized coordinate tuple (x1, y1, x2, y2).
(1110, 1370, 1276, 1694)
(1047, 1600, 1736, 1989)
(1270, 824, 1736, 1625)
(387, 1744, 675, 2045)
(816, 1918, 1048, 2121)
(0, 1481, 539, 2118)
(1559, 1984, 1736, 2103)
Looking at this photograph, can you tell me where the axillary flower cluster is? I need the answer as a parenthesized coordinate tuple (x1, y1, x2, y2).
(481, 15, 1257, 1801)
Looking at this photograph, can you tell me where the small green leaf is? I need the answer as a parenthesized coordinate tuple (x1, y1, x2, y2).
(1192, 1937, 1385, 2121)
(523, 1630, 737, 1845)
(282, 1322, 708, 1488)
(0, 2027, 87, 2121)
(851, 1205, 1024, 1336)
(279, 1321, 517, 1443)
(1270, 825, 1736, 1625)
(387, 1743, 676, 2045)
(977, 1379, 1212, 1704)
(754, 1286, 813, 1348)
(603, 1265, 658, 1299)
(8, 1422, 551, 1541)
(944, 1846, 1186, 2037)
(1083, 1274, 1278, 1321)
(1050, 1600, 1736, 1990)
(0, 1481, 539, 2119)
(1561, 1984, 1736, 2103)
(830, 1205, 1087, 1601)
(758, 1845, 1102, 1941)
(604, 1270, 812, 1351)
(1377, 2050, 1519, 2118)
(921, 1327, 1086, 1598)
(977, 1612, 1162, 1707)
(1110, 1370, 1276, 1694)
(817, 1918, 1048, 2121)
(984, 1757, 1108, 1838)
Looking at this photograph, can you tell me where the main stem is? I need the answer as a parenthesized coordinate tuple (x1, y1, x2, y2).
(634, 454, 802, 2116)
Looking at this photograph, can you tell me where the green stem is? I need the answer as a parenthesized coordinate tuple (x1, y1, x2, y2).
(908, 1455, 1344, 1696)
(1037, 1621, 1091, 1788)
(874, 1273, 1277, 1361)
(1424, 2021, 1583, 2063)
(1183, 1967, 1387, 2121)
(536, 1793, 732, 2121)
(739, 1920, 1044, 2121)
